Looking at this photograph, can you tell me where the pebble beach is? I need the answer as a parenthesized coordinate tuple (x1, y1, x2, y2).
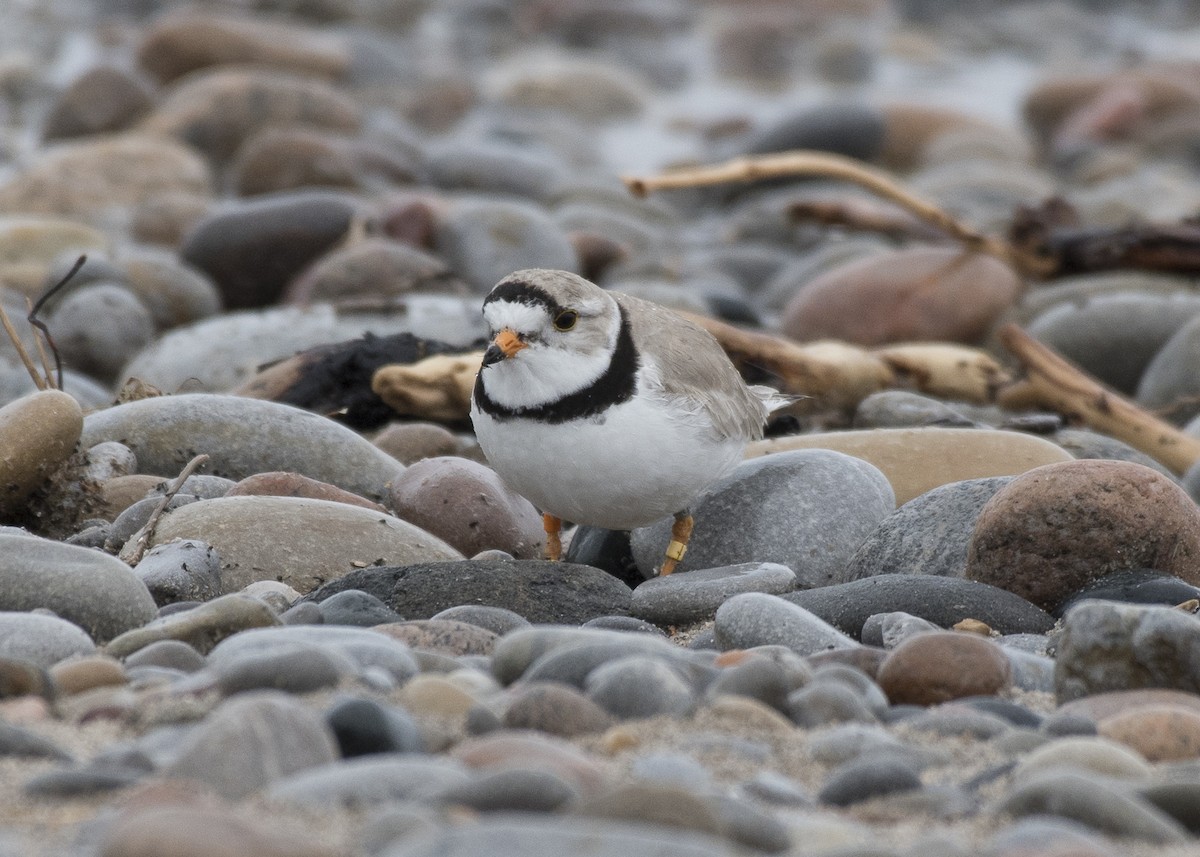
(4, 1, 1200, 855)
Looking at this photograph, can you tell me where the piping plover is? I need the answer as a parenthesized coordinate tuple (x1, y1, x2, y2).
(470, 268, 778, 575)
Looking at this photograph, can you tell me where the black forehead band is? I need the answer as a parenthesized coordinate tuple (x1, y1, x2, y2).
(484, 279, 570, 317)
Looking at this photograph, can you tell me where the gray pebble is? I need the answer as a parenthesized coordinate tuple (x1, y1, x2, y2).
(432, 767, 579, 812)
(162, 691, 340, 799)
(860, 612, 941, 648)
(714, 593, 860, 657)
(852, 391, 975, 429)
(787, 682, 878, 728)
(213, 641, 354, 695)
(133, 539, 221, 607)
(267, 754, 471, 808)
(122, 639, 204, 672)
(318, 589, 405, 627)
(844, 477, 1012, 581)
(106, 495, 199, 550)
(585, 656, 696, 719)
(632, 450, 894, 582)
(706, 655, 791, 712)
(0, 612, 95, 668)
(431, 605, 530, 636)
(818, 756, 923, 807)
(1055, 601, 1200, 700)
(995, 769, 1189, 843)
(631, 562, 796, 627)
(0, 532, 156, 644)
(208, 626, 419, 685)
(327, 696, 425, 757)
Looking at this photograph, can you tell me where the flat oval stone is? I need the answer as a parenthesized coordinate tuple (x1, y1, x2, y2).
(267, 755, 471, 808)
(0, 612, 95, 668)
(451, 731, 615, 799)
(780, 247, 1021, 346)
(585, 657, 696, 719)
(966, 460, 1200, 612)
(81, 394, 406, 503)
(148, 496, 460, 594)
(1014, 735, 1152, 783)
(208, 625, 419, 684)
(134, 539, 222, 606)
(0, 390, 83, 520)
(304, 560, 631, 625)
(179, 190, 358, 308)
(632, 449, 894, 582)
(746, 429, 1072, 505)
(876, 632, 1013, 706)
(995, 769, 1189, 844)
(1139, 312, 1200, 425)
(714, 593, 860, 657)
(226, 472, 385, 512)
(631, 563, 797, 626)
(782, 576, 1054, 639)
(1099, 705, 1200, 762)
(503, 682, 616, 737)
(96, 805, 340, 857)
(372, 620, 498, 656)
(0, 532, 156, 644)
(817, 756, 923, 807)
(104, 592, 280, 658)
(490, 627, 682, 686)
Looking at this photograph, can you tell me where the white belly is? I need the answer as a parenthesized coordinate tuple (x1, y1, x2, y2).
(471, 393, 745, 530)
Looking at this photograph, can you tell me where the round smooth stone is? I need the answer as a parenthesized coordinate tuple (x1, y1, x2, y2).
(584, 656, 696, 719)
(142, 68, 361, 165)
(0, 613, 95, 668)
(226, 472, 385, 512)
(118, 245, 223, 331)
(161, 691, 340, 799)
(133, 539, 221, 606)
(876, 631, 1013, 706)
(50, 283, 155, 385)
(432, 766, 579, 812)
(0, 532, 156, 644)
(503, 681, 616, 737)
(104, 592, 281, 658)
(631, 449, 894, 582)
(430, 605, 530, 636)
(317, 590, 403, 627)
(95, 804, 338, 857)
(266, 755, 471, 808)
(1099, 705, 1200, 762)
(966, 460, 1200, 612)
(388, 456, 544, 560)
(326, 695, 425, 756)
(1056, 569, 1200, 617)
(0, 390, 83, 519)
(745, 428, 1072, 505)
(631, 562, 797, 626)
(207, 626, 419, 685)
(42, 65, 155, 140)
(817, 756, 923, 807)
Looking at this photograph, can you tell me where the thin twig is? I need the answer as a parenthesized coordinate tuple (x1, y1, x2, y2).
(24, 297, 55, 387)
(28, 254, 85, 391)
(119, 453, 210, 566)
(623, 150, 1054, 278)
(0, 301, 46, 391)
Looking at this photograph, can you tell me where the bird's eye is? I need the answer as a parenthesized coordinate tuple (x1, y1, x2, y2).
(553, 310, 578, 331)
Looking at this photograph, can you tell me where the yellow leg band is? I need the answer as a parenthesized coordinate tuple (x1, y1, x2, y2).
(665, 540, 688, 562)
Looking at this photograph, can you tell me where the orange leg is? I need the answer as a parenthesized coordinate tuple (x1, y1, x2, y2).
(659, 511, 694, 576)
(543, 513, 563, 561)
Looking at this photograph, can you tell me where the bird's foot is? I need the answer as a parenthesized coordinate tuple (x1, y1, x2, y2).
(543, 513, 563, 561)
(658, 511, 694, 576)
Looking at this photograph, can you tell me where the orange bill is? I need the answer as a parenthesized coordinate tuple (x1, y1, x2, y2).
(494, 328, 527, 358)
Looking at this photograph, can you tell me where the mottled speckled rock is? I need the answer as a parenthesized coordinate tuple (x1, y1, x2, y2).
(0, 532, 156, 644)
(388, 457, 544, 559)
(844, 477, 1011, 580)
(966, 460, 1200, 612)
(632, 450, 893, 581)
(0, 391, 82, 520)
(745, 428, 1071, 505)
(148, 496, 461, 594)
(1056, 601, 1200, 701)
(81, 395, 405, 503)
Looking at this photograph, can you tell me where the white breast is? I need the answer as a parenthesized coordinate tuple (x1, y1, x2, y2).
(471, 378, 746, 531)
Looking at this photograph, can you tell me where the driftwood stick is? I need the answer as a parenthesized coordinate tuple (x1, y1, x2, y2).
(0, 303, 46, 390)
(623, 150, 1050, 276)
(996, 324, 1200, 475)
(119, 453, 210, 566)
